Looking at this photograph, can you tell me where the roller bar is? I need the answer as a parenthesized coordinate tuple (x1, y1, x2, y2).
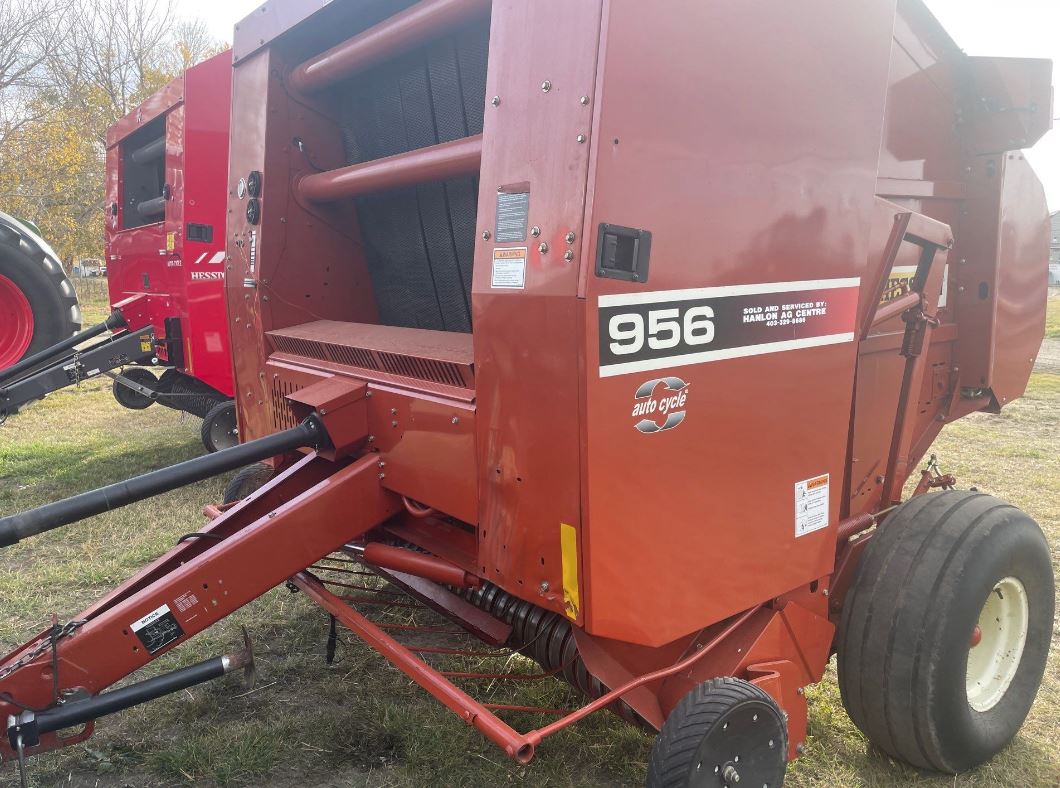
(288, 0, 492, 94)
(0, 417, 327, 548)
(130, 136, 165, 165)
(299, 134, 482, 202)
(136, 196, 166, 219)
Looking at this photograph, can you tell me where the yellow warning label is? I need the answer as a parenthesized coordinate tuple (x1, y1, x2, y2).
(560, 523, 580, 620)
(140, 335, 153, 353)
(166, 232, 176, 252)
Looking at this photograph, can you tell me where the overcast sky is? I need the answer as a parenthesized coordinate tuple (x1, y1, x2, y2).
(177, 0, 1059, 209)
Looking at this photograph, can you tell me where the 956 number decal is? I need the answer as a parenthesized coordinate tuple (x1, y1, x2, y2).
(597, 279, 862, 378)
(608, 306, 714, 356)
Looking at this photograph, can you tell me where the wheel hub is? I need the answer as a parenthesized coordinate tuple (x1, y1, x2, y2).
(690, 704, 785, 788)
(0, 273, 34, 368)
(966, 576, 1029, 713)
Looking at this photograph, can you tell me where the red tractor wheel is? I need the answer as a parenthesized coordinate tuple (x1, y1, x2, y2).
(0, 272, 33, 367)
(0, 221, 81, 369)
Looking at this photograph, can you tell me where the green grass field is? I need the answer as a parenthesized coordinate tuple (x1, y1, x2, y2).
(0, 288, 1056, 787)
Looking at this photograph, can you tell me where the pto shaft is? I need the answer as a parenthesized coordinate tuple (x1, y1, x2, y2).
(0, 417, 326, 548)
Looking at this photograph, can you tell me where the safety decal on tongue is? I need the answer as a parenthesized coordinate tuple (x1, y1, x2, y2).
(130, 603, 184, 654)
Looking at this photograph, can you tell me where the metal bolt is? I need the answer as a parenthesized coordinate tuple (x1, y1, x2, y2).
(491, 95, 501, 106)
(564, 250, 574, 262)
(378, 460, 386, 468)
(768, 739, 775, 749)
(451, 416, 460, 425)
(378, 473, 386, 480)
(579, 95, 589, 105)
(482, 230, 491, 240)
(723, 765, 741, 784)
(391, 408, 398, 415)
(391, 420, 398, 427)
(538, 242, 549, 254)
(822, 588, 830, 597)
(796, 744, 806, 755)
(367, 435, 375, 442)
(576, 134, 587, 143)
(797, 687, 804, 696)
(752, 714, 758, 721)
(958, 285, 965, 293)
(539, 581, 550, 593)
(541, 80, 552, 92)
(565, 231, 576, 244)
(531, 226, 541, 237)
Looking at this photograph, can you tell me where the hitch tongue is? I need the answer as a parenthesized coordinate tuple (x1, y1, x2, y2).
(6, 628, 256, 756)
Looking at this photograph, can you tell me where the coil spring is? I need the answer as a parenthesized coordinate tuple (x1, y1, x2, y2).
(461, 582, 647, 728)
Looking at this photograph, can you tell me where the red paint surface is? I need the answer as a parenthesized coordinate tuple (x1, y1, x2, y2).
(105, 50, 234, 396)
(0, 272, 33, 367)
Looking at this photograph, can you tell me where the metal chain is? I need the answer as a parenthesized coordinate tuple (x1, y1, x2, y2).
(0, 620, 85, 684)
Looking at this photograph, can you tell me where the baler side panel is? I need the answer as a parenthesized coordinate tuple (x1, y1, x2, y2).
(471, 0, 604, 619)
(225, 47, 380, 441)
(181, 51, 235, 396)
(579, 0, 900, 646)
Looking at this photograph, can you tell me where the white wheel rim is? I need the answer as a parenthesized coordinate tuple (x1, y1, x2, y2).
(966, 576, 1028, 713)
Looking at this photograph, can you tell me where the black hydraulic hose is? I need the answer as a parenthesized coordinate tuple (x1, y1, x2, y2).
(130, 136, 165, 165)
(136, 196, 166, 219)
(0, 311, 127, 387)
(0, 417, 327, 548)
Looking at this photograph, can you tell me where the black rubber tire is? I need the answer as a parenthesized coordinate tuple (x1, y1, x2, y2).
(646, 677, 788, 788)
(0, 224, 80, 364)
(111, 367, 158, 410)
(223, 462, 274, 505)
(201, 399, 239, 453)
(837, 491, 1053, 773)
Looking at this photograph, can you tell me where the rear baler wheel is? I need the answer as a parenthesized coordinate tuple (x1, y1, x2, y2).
(837, 491, 1053, 773)
(112, 367, 159, 410)
(0, 235, 80, 369)
(201, 400, 239, 453)
(646, 677, 787, 788)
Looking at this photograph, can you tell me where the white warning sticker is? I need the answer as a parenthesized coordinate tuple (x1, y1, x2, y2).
(131, 604, 172, 632)
(795, 473, 830, 537)
(491, 247, 526, 289)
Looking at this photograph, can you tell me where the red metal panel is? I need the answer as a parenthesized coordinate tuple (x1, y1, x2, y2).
(577, 0, 899, 646)
(471, 0, 604, 619)
(225, 46, 380, 442)
(104, 52, 234, 396)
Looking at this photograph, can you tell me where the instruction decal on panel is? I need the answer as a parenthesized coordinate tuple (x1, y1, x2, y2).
(795, 473, 830, 537)
(491, 247, 527, 289)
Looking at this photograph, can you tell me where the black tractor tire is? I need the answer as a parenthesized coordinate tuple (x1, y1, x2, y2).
(112, 367, 159, 410)
(201, 399, 239, 453)
(646, 677, 788, 788)
(0, 224, 80, 367)
(837, 491, 1053, 774)
(223, 462, 274, 505)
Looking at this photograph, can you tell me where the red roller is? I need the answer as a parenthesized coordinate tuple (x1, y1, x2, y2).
(362, 542, 480, 588)
(288, 0, 492, 94)
(298, 135, 482, 202)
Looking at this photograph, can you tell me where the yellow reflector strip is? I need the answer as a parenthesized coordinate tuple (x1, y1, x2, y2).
(560, 522, 580, 620)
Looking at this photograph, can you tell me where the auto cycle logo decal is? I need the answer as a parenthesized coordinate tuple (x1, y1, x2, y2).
(632, 377, 689, 433)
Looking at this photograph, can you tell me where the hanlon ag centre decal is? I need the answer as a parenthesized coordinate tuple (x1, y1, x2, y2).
(631, 377, 689, 434)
